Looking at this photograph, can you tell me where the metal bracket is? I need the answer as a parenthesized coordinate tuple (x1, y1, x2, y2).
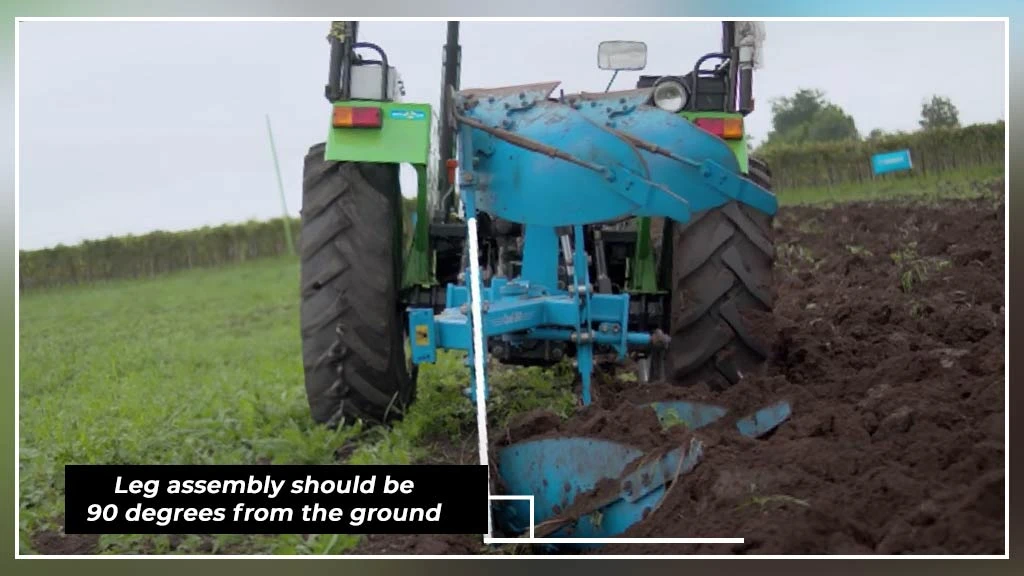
(699, 159, 778, 216)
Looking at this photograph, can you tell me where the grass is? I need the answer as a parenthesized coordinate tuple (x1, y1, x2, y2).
(776, 164, 1003, 206)
(18, 255, 575, 555)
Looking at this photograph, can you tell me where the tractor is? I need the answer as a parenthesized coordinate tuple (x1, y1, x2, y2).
(298, 20, 787, 543)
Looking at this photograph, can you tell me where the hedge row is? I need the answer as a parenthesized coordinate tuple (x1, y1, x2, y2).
(19, 219, 303, 291)
(20, 124, 1005, 291)
(756, 121, 1004, 190)
(20, 198, 422, 291)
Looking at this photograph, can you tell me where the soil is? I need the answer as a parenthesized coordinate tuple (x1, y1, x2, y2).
(356, 192, 1006, 556)
(353, 533, 488, 555)
(30, 531, 100, 555)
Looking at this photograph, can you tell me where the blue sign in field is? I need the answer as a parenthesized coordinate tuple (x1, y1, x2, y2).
(871, 149, 913, 175)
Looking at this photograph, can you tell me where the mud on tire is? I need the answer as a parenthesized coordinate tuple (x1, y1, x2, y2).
(299, 143, 416, 427)
(665, 156, 775, 391)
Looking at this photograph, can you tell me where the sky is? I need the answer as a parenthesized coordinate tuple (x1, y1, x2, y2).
(18, 20, 1006, 250)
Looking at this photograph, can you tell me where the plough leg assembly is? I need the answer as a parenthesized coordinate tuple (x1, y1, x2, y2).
(408, 82, 777, 400)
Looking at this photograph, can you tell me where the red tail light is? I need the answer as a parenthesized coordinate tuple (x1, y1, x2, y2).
(694, 117, 744, 140)
(446, 159, 458, 185)
(332, 106, 382, 129)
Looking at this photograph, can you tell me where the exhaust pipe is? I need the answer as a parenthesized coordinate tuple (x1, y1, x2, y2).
(437, 21, 461, 219)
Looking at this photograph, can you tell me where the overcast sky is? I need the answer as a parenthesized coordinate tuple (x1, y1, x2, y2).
(18, 20, 1005, 250)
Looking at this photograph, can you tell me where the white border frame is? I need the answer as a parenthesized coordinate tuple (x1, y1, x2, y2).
(13, 15, 1010, 560)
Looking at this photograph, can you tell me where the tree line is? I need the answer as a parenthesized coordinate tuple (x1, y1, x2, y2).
(757, 90, 971, 149)
(749, 90, 1003, 190)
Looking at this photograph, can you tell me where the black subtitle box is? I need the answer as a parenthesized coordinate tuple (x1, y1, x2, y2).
(64, 464, 489, 535)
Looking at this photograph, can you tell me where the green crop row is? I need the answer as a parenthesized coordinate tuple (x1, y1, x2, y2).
(757, 121, 1004, 191)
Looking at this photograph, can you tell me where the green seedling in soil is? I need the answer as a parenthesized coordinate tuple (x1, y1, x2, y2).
(846, 245, 874, 258)
(617, 370, 639, 383)
(735, 494, 811, 512)
(890, 243, 952, 293)
(908, 300, 929, 319)
(657, 408, 688, 430)
(900, 265, 923, 293)
(890, 242, 920, 266)
(795, 217, 824, 236)
(777, 243, 820, 272)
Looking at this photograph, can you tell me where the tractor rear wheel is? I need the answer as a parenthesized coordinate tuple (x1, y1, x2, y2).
(664, 156, 775, 391)
(299, 143, 416, 427)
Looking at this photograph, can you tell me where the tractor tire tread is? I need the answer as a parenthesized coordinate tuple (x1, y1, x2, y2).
(299, 142, 415, 427)
(667, 155, 775, 391)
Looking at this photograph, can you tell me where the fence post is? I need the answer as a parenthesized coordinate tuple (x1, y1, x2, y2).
(265, 114, 296, 256)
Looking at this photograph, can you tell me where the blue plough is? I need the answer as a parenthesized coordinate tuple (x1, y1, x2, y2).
(405, 82, 790, 545)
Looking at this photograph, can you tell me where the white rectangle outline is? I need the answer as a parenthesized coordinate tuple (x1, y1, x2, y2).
(485, 495, 534, 542)
(12, 14, 1007, 561)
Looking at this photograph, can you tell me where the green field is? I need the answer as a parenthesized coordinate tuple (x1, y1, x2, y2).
(17, 255, 575, 554)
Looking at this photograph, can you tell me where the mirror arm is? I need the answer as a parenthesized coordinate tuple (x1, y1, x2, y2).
(604, 70, 620, 93)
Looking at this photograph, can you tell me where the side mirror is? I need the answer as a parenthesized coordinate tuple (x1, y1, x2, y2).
(597, 40, 647, 71)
